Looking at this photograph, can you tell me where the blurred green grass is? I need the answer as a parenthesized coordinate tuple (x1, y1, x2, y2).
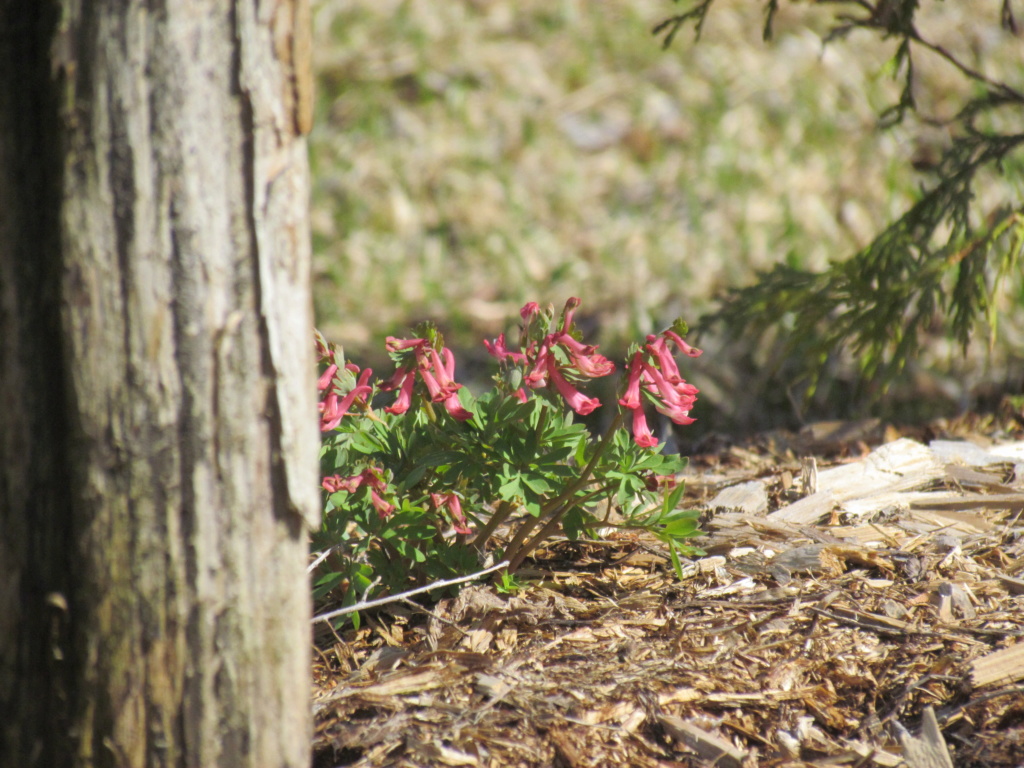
(309, 0, 1022, 425)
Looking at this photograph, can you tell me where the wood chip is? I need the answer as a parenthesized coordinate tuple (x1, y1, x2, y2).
(970, 641, 1024, 688)
(657, 714, 746, 768)
(996, 573, 1024, 595)
(896, 706, 954, 768)
(771, 438, 945, 523)
(708, 479, 769, 515)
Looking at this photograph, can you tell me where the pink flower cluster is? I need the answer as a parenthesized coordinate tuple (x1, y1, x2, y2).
(382, 337, 473, 421)
(619, 330, 702, 448)
(317, 362, 373, 431)
(484, 298, 615, 416)
(322, 467, 394, 518)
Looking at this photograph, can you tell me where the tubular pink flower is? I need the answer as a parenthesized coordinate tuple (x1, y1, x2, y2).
(417, 349, 465, 418)
(663, 329, 703, 358)
(322, 474, 348, 493)
(483, 333, 527, 364)
(431, 493, 472, 534)
(556, 332, 600, 358)
(320, 373, 372, 430)
(440, 347, 459, 380)
(441, 391, 473, 421)
(640, 360, 697, 426)
(322, 468, 395, 517)
(560, 297, 581, 333)
(425, 348, 460, 399)
(569, 349, 615, 378)
(418, 362, 445, 401)
(381, 365, 409, 391)
(523, 342, 552, 388)
(436, 348, 472, 420)
(630, 406, 659, 448)
(369, 489, 394, 518)
(317, 364, 338, 392)
(386, 336, 428, 352)
(548, 360, 601, 415)
(318, 393, 339, 430)
(384, 368, 416, 415)
(520, 302, 541, 323)
(646, 336, 684, 382)
(322, 473, 364, 493)
(641, 360, 681, 404)
(618, 354, 644, 410)
(656, 403, 695, 425)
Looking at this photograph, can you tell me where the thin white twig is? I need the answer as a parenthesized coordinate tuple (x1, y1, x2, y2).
(311, 560, 510, 624)
(307, 547, 336, 574)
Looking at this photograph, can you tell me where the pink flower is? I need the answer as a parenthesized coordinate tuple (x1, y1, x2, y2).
(548, 360, 601, 416)
(368, 489, 395, 518)
(382, 337, 472, 421)
(630, 406, 660, 448)
(431, 492, 473, 535)
(423, 348, 459, 400)
(437, 348, 473, 421)
(486, 298, 613, 414)
(618, 329, 702, 447)
(560, 296, 581, 333)
(520, 302, 541, 323)
(319, 366, 373, 431)
(386, 336, 429, 352)
(323, 468, 395, 518)
(317, 364, 338, 392)
(663, 329, 703, 358)
(383, 368, 416, 415)
(618, 355, 644, 410)
(441, 393, 473, 421)
(556, 332, 615, 377)
(322, 474, 363, 493)
(483, 333, 527, 365)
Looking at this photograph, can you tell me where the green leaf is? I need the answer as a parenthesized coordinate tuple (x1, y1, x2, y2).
(349, 430, 385, 455)
(574, 437, 589, 467)
(662, 483, 687, 515)
(667, 540, 684, 581)
(498, 476, 523, 500)
(522, 474, 553, 494)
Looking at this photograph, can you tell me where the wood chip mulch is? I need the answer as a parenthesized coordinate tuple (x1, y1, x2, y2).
(312, 409, 1024, 768)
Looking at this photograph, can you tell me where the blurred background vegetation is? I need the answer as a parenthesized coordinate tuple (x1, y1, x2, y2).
(309, 0, 1023, 437)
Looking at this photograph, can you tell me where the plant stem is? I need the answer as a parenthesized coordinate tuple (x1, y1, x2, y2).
(503, 411, 624, 572)
(470, 499, 515, 551)
(507, 485, 613, 571)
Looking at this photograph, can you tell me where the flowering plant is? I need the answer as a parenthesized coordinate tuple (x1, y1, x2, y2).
(313, 299, 704, 620)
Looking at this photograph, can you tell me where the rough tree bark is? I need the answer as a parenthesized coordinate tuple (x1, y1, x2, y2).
(0, 1, 319, 766)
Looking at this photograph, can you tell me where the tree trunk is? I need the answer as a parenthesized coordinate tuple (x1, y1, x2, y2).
(0, 1, 319, 766)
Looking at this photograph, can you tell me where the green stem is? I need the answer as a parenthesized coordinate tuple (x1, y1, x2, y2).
(504, 411, 624, 572)
(506, 485, 612, 571)
(423, 399, 438, 424)
(537, 410, 623, 518)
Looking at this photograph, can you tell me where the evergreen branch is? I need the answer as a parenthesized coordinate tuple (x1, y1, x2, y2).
(704, 129, 1024, 403)
(658, 0, 1024, 413)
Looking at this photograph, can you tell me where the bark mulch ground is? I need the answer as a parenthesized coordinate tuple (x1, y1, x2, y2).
(312, 409, 1024, 768)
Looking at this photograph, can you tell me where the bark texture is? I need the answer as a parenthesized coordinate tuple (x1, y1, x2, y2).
(0, 1, 319, 766)
(0, 1, 73, 762)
